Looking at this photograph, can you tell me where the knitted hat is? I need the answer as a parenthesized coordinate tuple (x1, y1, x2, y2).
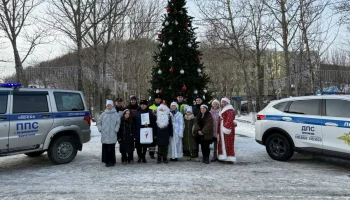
(185, 106, 193, 113)
(130, 95, 137, 100)
(106, 100, 114, 106)
(200, 104, 208, 109)
(170, 102, 178, 107)
(211, 99, 220, 107)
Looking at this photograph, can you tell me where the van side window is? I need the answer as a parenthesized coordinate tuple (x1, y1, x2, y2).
(54, 92, 84, 111)
(13, 94, 49, 113)
(325, 99, 350, 118)
(286, 99, 320, 115)
(0, 94, 8, 114)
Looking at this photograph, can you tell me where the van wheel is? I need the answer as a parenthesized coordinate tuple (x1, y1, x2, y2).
(48, 136, 77, 164)
(25, 151, 45, 157)
(266, 134, 294, 161)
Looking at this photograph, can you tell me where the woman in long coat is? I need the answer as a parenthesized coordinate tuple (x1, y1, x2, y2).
(117, 109, 135, 164)
(210, 99, 221, 162)
(133, 100, 155, 163)
(97, 100, 121, 167)
(168, 102, 184, 161)
(193, 104, 213, 164)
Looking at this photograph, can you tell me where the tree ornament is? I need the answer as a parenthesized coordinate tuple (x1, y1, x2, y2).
(187, 43, 192, 47)
(156, 89, 160, 93)
(182, 85, 187, 91)
(180, 69, 184, 74)
(194, 90, 198, 94)
(175, 21, 178, 25)
(196, 56, 200, 60)
(168, 40, 173, 45)
(202, 95, 206, 100)
(203, 88, 207, 93)
(169, 56, 172, 61)
(158, 69, 162, 74)
(162, 43, 165, 47)
(197, 68, 201, 73)
(167, 7, 171, 13)
(165, 21, 169, 26)
(169, 67, 174, 73)
(158, 34, 162, 39)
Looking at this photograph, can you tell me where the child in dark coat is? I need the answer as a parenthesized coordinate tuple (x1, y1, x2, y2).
(117, 109, 135, 164)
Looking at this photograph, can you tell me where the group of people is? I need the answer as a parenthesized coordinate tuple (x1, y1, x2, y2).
(97, 92, 236, 167)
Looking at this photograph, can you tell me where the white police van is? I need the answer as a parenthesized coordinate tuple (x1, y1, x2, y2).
(0, 83, 91, 164)
(255, 95, 350, 161)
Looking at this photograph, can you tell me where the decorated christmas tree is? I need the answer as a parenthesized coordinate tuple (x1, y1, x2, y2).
(149, 0, 212, 105)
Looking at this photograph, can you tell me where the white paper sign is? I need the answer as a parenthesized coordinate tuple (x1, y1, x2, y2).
(140, 128, 153, 144)
(141, 113, 150, 125)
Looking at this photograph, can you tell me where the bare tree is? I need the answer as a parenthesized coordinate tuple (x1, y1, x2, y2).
(0, 0, 47, 86)
(47, 0, 117, 91)
(245, 0, 273, 111)
(263, 0, 301, 96)
(194, 0, 255, 111)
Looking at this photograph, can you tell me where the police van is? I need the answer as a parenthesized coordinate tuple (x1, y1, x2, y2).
(0, 83, 91, 164)
(255, 95, 350, 161)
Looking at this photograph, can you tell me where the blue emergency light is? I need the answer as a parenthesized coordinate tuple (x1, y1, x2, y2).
(0, 82, 22, 88)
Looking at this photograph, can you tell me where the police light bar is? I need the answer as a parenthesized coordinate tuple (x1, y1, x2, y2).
(0, 82, 22, 88)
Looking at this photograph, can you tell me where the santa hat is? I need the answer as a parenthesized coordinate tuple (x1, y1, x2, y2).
(170, 102, 178, 107)
(200, 104, 208, 110)
(106, 100, 114, 106)
(157, 104, 170, 114)
(221, 97, 231, 104)
(211, 99, 220, 106)
(161, 101, 168, 106)
(185, 106, 193, 113)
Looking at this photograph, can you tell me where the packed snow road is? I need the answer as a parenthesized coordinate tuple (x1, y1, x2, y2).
(0, 123, 349, 200)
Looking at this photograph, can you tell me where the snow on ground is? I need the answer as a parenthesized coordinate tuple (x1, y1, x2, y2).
(1, 121, 350, 199)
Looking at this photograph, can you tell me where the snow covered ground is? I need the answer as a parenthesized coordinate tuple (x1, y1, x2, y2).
(0, 121, 350, 199)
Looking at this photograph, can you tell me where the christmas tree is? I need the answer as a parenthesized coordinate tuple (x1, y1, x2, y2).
(149, 0, 212, 105)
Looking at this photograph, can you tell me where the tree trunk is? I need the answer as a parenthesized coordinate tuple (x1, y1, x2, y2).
(11, 41, 28, 87)
(77, 39, 84, 91)
(281, 0, 291, 97)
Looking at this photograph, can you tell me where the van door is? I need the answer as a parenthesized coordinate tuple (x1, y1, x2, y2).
(8, 91, 54, 152)
(322, 99, 350, 157)
(0, 92, 10, 153)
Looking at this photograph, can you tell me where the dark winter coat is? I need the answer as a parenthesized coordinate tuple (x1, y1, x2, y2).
(192, 104, 201, 117)
(117, 119, 135, 153)
(133, 108, 156, 143)
(193, 111, 213, 141)
(183, 114, 197, 151)
(155, 116, 173, 146)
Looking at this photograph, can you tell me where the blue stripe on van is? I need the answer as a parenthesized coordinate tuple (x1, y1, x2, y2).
(264, 115, 350, 128)
(0, 111, 90, 121)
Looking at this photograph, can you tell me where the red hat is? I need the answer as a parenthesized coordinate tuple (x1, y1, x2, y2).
(161, 101, 167, 106)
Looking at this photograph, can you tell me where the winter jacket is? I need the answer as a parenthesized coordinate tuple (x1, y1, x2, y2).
(125, 103, 139, 117)
(210, 108, 220, 138)
(193, 111, 213, 141)
(117, 119, 135, 153)
(97, 109, 121, 144)
(192, 104, 201, 117)
(133, 108, 156, 142)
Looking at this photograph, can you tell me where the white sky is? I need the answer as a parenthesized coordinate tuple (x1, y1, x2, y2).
(0, 0, 347, 80)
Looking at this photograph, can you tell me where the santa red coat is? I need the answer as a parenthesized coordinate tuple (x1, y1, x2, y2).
(217, 104, 236, 162)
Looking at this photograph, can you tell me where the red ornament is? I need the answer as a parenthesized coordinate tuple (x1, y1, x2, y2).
(195, 56, 200, 61)
(169, 67, 174, 73)
(158, 34, 162, 39)
(182, 85, 187, 91)
(167, 7, 171, 12)
(185, 24, 188, 28)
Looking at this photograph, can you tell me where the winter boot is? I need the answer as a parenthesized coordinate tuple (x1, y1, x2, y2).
(205, 157, 210, 164)
(163, 157, 169, 164)
(157, 156, 162, 164)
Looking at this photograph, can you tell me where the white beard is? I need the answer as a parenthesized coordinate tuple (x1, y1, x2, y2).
(157, 111, 169, 128)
